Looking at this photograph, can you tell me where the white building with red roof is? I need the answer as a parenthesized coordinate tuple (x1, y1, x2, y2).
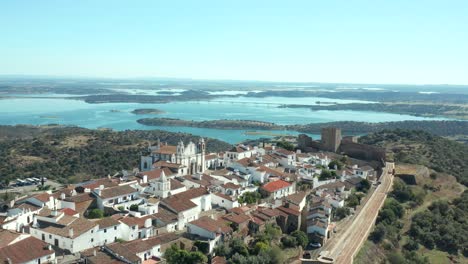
(260, 180, 296, 200)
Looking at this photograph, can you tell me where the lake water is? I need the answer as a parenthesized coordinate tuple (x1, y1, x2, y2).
(0, 96, 447, 143)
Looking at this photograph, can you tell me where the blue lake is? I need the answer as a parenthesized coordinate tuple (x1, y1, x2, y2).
(0, 96, 447, 144)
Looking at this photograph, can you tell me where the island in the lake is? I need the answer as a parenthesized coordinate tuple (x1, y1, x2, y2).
(131, 108, 166, 115)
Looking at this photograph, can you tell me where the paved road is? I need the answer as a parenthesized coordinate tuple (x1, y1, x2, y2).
(325, 162, 394, 264)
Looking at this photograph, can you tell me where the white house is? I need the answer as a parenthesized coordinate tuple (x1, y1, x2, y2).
(307, 218, 328, 237)
(211, 193, 240, 210)
(96, 217, 123, 245)
(260, 180, 295, 200)
(187, 216, 232, 253)
(29, 209, 99, 253)
(160, 187, 211, 230)
(93, 184, 141, 210)
(0, 232, 56, 264)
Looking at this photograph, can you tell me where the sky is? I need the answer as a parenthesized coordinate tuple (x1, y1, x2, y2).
(1, 0, 467, 84)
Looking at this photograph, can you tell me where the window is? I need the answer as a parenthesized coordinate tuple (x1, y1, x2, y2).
(104, 229, 107, 233)
(91, 230, 94, 233)
(132, 225, 136, 230)
(114, 226, 117, 230)
(91, 238, 94, 242)
(49, 234, 52, 239)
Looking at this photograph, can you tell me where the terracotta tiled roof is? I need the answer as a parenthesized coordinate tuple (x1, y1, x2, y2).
(39, 217, 97, 238)
(170, 179, 185, 190)
(162, 197, 197, 213)
(0, 230, 22, 248)
(98, 185, 138, 199)
(105, 243, 140, 263)
(121, 236, 162, 254)
(153, 206, 178, 224)
(33, 192, 52, 203)
(17, 202, 41, 212)
(80, 178, 119, 190)
(256, 166, 286, 177)
(285, 192, 307, 205)
(81, 248, 126, 264)
(213, 192, 235, 202)
(97, 217, 121, 229)
(275, 148, 295, 156)
(138, 168, 174, 181)
(277, 206, 301, 216)
(64, 193, 95, 203)
(153, 160, 186, 169)
(221, 182, 241, 189)
(60, 208, 78, 216)
(261, 180, 291, 193)
(0, 236, 54, 264)
(119, 215, 154, 229)
(188, 216, 232, 234)
(183, 174, 217, 187)
(222, 213, 250, 225)
(152, 145, 177, 155)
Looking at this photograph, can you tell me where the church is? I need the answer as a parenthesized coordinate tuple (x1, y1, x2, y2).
(140, 138, 206, 175)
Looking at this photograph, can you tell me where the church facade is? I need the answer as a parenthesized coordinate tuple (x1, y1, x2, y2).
(140, 138, 206, 175)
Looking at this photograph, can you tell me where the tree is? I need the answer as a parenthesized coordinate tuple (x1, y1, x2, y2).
(230, 238, 249, 257)
(129, 204, 139, 212)
(346, 194, 360, 208)
(328, 160, 343, 170)
(356, 179, 371, 193)
(276, 141, 294, 151)
(88, 209, 104, 219)
(319, 169, 334, 180)
(334, 207, 351, 220)
(165, 244, 207, 264)
(253, 241, 270, 254)
(280, 236, 297, 248)
(291, 230, 308, 248)
(370, 223, 386, 243)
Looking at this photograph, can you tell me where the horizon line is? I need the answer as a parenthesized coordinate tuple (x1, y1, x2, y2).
(0, 74, 467, 87)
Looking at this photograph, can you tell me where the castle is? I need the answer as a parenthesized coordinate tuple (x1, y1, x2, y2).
(140, 138, 206, 175)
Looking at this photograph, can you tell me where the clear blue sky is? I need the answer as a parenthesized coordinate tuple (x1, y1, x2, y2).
(1, 0, 467, 84)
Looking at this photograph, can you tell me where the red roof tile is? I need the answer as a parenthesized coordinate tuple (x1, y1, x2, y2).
(0, 236, 54, 263)
(261, 180, 291, 193)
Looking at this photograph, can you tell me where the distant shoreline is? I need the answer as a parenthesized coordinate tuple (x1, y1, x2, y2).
(137, 118, 468, 137)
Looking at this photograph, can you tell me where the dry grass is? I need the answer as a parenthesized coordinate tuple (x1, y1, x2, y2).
(13, 155, 45, 166)
(59, 135, 93, 148)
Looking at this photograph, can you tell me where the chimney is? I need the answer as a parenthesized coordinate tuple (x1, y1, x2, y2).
(143, 175, 148, 184)
(6, 257, 12, 264)
(94, 188, 101, 196)
(93, 249, 97, 256)
(60, 193, 66, 200)
(69, 228, 74, 238)
(51, 210, 58, 216)
(99, 185, 104, 190)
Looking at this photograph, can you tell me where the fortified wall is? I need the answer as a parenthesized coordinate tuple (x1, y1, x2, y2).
(297, 133, 386, 163)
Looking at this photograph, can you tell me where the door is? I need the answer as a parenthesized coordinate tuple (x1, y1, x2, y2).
(54, 239, 59, 247)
